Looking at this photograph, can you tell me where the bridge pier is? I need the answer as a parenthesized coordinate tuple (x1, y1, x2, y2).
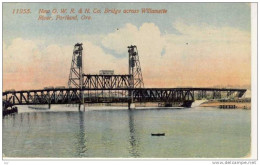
(78, 104, 86, 111)
(128, 102, 135, 110)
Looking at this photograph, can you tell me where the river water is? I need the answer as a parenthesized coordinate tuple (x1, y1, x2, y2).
(2, 105, 251, 158)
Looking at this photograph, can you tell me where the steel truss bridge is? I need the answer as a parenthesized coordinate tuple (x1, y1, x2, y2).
(3, 44, 246, 109)
(3, 87, 245, 105)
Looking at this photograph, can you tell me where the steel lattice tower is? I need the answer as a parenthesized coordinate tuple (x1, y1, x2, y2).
(128, 45, 144, 88)
(68, 43, 83, 89)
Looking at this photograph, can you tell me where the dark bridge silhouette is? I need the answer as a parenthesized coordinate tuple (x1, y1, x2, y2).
(3, 43, 246, 109)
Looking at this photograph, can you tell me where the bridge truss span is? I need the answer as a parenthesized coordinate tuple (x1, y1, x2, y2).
(83, 74, 131, 89)
(2, 87, 246, 107)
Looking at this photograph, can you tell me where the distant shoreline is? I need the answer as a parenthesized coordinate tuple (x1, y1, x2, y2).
(200, 101, 251, 110)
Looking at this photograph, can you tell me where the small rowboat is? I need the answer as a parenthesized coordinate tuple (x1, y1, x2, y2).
(151, 133, 165, 136)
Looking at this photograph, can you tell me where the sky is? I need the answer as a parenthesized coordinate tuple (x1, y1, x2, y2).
(3, 3, 251, 90)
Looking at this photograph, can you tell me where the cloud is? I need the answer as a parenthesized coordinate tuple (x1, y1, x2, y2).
(162, 22, 251, 87)
(100, 21, 251, 88)
(3, 21, 251, 90)
(101, 23, 139, 54)
(3, 38, 127, 90)
(3, 38, 72, 90)
(81, 40, 128, 74)
(101, 23, 167, 82)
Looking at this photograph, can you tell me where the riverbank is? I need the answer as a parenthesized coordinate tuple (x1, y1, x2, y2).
(200, 101, 251, 109)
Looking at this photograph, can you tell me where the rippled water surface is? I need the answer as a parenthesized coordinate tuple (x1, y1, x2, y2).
(3, 105, 251, 158)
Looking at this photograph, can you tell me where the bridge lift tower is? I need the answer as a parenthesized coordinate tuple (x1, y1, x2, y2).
(128, 45, 144, 88)
(68, 43, 84, 110)
(128, 45, 144, 109)
(68, 43, 83, 88)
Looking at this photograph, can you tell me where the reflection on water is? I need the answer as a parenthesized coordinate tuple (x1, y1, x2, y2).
(128, 110, 140, 157)
(2, 106, 251, 158)
(75, 111, 87, 157)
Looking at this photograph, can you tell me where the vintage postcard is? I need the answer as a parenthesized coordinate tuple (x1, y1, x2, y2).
(2, 2, 257, 162)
